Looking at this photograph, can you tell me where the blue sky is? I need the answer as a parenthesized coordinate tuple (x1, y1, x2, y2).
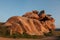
(0, 0, 60, 28)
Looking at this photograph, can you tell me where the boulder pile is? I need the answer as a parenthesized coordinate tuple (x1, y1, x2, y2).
(4, 10, 55, 36)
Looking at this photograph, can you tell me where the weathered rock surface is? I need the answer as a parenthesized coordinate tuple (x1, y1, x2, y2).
(4, 10, 55, 36)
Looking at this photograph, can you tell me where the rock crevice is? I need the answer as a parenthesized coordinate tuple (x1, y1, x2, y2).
(4, 10, 55, 36)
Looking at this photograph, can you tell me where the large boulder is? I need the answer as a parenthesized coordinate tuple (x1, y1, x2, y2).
(4, 10, 55, 36)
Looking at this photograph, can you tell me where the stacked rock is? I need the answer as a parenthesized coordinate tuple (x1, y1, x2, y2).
(4, 10, 55, 35)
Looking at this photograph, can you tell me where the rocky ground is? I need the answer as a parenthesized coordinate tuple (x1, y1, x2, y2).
(0, 36, 60, 40)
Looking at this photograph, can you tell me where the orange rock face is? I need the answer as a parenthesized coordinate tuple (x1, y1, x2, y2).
(4, 10, 55, 35)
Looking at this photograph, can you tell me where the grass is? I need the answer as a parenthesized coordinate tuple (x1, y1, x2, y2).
(53, 31, 60, 36)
